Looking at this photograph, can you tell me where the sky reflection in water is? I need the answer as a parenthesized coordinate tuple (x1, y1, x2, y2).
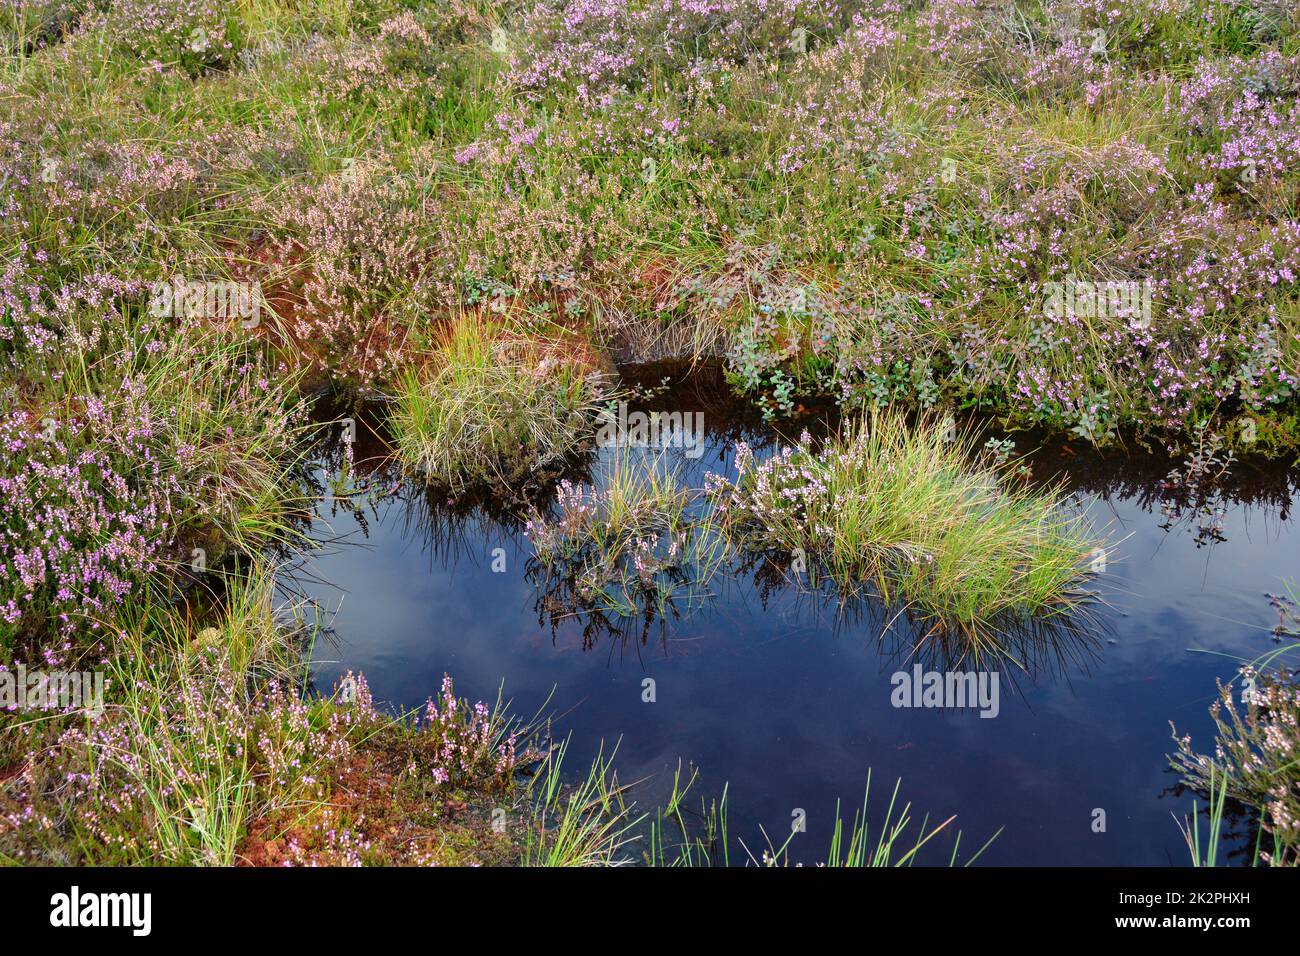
(291, 377, 1299, 865)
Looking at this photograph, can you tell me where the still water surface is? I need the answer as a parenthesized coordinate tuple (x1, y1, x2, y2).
(292, 371, 1298, 865)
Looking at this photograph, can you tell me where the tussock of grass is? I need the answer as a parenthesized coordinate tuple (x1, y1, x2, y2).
(391, 317, 606, 491)
(521, 737, 643, 866)
(526, 448, 726, 621)
(709, 411, 1099, 643)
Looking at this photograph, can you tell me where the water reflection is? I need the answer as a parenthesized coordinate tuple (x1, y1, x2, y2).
(283, 370, 1300, 865)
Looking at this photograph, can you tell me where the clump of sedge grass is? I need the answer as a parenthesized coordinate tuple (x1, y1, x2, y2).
(525, 448, 726, 621)
(521, 737, 643, 867)
(392, 317, 606, 492)
(706, 411, 1099, 645)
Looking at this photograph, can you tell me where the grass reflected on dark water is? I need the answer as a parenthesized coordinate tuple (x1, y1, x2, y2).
(287, 364, 1300, 865)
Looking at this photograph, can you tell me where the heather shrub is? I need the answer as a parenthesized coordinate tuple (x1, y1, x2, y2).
(1171, 662, 1300, 866)
(0, 0, 90, 53)
(251, 165, 460, 384)
(0, 122, 307, 377)
(510, 0, 858, 99)
(307, 11, 456, 115)
(0, 573, 530, 865)
(98, 0, 239, 75)
(420, 674, 523, 789)
(0, 400, 180, 644)
(0, 327, 305, 647)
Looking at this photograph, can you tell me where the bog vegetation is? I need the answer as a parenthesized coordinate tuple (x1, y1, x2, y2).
(1, 0, 1297, 865)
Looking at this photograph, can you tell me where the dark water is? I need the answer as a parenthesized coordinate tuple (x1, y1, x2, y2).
(289, 368, 1299, 865)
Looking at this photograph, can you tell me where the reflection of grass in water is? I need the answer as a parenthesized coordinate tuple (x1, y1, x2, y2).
(710, 411, 1102, 656)
(740, 548, 1106, 680)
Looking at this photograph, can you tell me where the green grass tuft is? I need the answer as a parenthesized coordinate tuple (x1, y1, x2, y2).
(710, 411, 1101, 645)
(391, 317, 607, 492)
